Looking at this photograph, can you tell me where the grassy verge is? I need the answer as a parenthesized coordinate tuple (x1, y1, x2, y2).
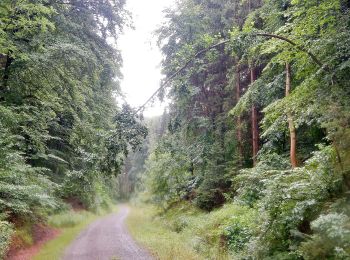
(34, 207, 117, 260)
(127, 202, 258, 260)
(127, 204, 202, 260)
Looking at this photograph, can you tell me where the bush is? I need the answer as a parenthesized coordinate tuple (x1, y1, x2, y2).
(300, 200, 350, 260)
(224, 222, 251, 252)
(234, 146, 345, 258)
(0, 221, 13, 259)
(195, 167, 231, 211)
(60, 170, 114, 212)
(195, 188, 226, 211)
(171, 216, 189, 233)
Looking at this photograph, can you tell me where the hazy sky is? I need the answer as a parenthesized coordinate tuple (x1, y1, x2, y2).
(119, 0, 175, 117)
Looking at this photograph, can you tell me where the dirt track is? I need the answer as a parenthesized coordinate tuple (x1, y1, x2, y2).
(63, 205, 154, 260)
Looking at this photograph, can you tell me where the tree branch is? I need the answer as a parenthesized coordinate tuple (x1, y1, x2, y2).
(135, 40, 229, 114)
(256, 33, 324, 69)
(135, 32, 326, 114)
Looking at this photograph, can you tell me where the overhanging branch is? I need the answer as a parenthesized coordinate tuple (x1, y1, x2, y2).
(256, 33, 324, 68)
(135, 32, 325, 114)
(135, 40, 229, 114)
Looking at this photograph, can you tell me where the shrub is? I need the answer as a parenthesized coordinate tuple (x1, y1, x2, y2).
(224, 222, 251, 252)
(195, 167, 231, 211)
(234, 146, 344, 258)
(300, 210, 350, 259)
(195, 188, 226, 211)
(60, 170, 114, 212)
(0, 221, 13, 259)
(171, 216, 189, 233)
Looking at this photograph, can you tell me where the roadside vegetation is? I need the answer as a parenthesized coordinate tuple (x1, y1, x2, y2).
(1, 0, 349, 259)
(0, 0, 145, 257)
(125, 0, 350, 259)
(128, 201, 259, 260)
(127, 203, 202, 260)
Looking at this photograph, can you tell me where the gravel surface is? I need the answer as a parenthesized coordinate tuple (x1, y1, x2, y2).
(63, 205, 154, 260)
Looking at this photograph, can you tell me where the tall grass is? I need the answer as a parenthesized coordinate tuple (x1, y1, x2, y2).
(127, 202, 257, 259)
(48, 211, 90, 228)
(127, 205, 202, 260)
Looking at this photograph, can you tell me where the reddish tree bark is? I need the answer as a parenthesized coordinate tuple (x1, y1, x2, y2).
(250, 66, 259, 166)
(286, 63, 297, 168)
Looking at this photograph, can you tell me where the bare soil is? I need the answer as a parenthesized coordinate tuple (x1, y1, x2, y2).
(6, 224, 60, 260)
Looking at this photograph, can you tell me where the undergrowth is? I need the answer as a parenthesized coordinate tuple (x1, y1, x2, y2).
(127, 204, 202, 260)
(136, 145, 350, 259)
(0, 220, 13, 259)
(127, 202, 258, 259)
(48, 211, 93, 228)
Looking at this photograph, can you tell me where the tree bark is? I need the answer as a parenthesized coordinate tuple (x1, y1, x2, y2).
(286, 63, 297, 168)
(235, 64, 243, 167)
(250, 66, 259, 166)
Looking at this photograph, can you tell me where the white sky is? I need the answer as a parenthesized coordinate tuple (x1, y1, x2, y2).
(119, 0, 175, 117)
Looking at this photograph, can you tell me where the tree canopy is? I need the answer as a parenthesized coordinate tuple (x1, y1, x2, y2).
(0, 1, 146, 257)
(132, 0, 350, 258)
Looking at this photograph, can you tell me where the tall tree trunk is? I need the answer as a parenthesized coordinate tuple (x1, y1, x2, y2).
(286, 63, 297, 168)
(235, 64, 243, 167)
(250, 66, 259, 166)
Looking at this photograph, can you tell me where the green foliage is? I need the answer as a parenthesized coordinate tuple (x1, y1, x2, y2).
(0, 0, 146, 255)
(133, 0, 350, 259)
(300, 198, 350, 259)
(48, 210, 92, 228)
(224, 222, 251, 252)
(0, 107, 58, 217)
(0, 220, 13, 259)
(128, 202, 258, 259)
(0, 0, 55, 59)
(104, 105, 148, 175)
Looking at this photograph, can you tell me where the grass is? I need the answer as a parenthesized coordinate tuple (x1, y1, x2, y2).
(48, 211, 90, 228)
(127, 202, 258, 260)
(15, 223, 34, 247)
(126, 204, 202, 260)
(34, 206, 117, 260)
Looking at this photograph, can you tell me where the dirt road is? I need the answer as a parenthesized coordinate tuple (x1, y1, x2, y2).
(63, 205, 154, 260)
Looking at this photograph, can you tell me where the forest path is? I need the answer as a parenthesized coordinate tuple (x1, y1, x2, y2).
(63, 205, 154, 260)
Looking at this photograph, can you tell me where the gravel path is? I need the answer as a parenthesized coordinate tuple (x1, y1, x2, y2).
(63, 205, 154, 260)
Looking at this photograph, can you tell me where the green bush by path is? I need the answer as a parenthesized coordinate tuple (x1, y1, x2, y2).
(0, 220, 13, 259)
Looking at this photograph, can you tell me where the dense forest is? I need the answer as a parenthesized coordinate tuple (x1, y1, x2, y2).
(0, 0, 148, 257)
(127, 0, 350, 259)
(0, 0, 350, 259)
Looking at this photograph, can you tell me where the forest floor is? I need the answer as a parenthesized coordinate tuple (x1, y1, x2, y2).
(63, 205, 154, 260)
